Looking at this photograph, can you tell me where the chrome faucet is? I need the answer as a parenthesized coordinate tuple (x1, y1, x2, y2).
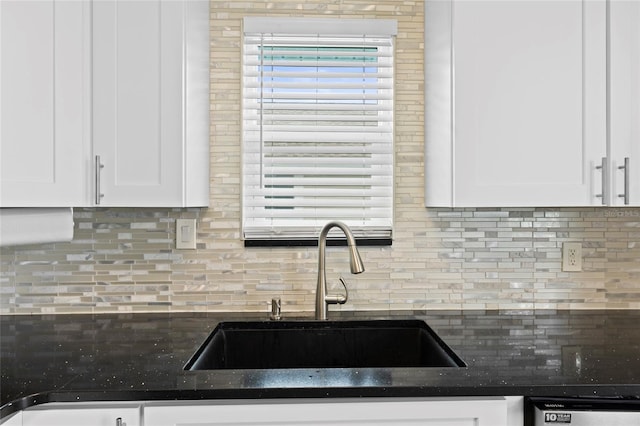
(315, 221, 365, 320)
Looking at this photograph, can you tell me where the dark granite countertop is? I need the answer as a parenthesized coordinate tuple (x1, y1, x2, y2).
(2, 310, 640, 418)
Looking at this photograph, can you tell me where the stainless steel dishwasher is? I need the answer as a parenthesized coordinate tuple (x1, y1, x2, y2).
(525, 396, 640, 426)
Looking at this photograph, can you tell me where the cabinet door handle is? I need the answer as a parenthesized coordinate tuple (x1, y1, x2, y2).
(618, 157, 630, 205)
(595, 157, 608, 205)
(95, 155, 105, 205)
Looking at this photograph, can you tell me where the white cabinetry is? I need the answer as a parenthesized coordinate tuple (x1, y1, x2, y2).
(92, 0, 209, 207)
(144, 398, 508, 426)
(0, 0, 90, 206)
(0, 411, 22, 426)
(609, 0, 640, 206)
(0, 0, 209, 208)
(20, 402, 141, 426)
(1, 397, 523, 426)
(424, 0, 638, 207)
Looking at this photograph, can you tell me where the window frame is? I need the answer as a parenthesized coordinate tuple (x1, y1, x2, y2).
(241, 17, 397, 245)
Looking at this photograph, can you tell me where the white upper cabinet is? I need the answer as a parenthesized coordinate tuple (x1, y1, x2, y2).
(0, 1, 90, 207)
(609, 0, 640, 206)
(424, 0, 637, 207)
(92, 0, 210, 207)
(0, 0, 209, 208)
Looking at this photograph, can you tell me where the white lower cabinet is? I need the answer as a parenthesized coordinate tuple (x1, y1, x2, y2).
(1, 397, 524, 426)
(0, 411, 22, 426)
(20, 402, 141, 426)
(143, 397, 510, 426)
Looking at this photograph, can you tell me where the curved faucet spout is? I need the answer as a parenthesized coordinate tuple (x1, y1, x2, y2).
(315, 221, 365, 320)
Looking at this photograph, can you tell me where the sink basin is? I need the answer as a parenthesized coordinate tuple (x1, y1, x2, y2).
(184, 319, 465, 370)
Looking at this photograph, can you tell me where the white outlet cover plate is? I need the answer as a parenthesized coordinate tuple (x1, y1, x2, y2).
(562, 242, 582, 272)
(176, 219, 197, 250)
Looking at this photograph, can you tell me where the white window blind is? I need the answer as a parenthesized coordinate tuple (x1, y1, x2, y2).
(242, 18, 396, 241)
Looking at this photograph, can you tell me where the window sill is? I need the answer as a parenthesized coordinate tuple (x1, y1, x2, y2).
(244, 238, 392, 248)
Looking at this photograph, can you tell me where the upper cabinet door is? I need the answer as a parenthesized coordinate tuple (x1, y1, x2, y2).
(425, 0, 607, 207)
(0, 1, 89, 207)
(92, 0, 209, 207)
(609, 0, 640, 206)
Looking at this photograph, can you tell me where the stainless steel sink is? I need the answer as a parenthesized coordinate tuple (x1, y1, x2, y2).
(184, 319, 465, 370)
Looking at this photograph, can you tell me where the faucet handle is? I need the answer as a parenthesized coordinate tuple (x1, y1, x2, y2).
(325, 276, 349, 305)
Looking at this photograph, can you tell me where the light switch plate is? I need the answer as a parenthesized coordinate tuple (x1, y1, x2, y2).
(176, 219, 197, 250)
(562, 242, 582, 272)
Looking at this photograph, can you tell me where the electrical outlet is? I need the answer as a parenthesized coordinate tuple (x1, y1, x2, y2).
(176, 219, 197, 250)
(562, 242, 582, 272)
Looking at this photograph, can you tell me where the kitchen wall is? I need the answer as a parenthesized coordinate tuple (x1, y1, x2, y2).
(1, 0, 639, 314)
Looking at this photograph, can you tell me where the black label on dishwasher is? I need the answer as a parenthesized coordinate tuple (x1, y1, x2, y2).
(544, 412, 572, 423)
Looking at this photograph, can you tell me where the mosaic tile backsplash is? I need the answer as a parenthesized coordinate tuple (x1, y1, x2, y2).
(1, 0, 639, 314)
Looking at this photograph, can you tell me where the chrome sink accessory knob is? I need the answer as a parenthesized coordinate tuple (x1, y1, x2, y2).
(270, 297, 282, 321)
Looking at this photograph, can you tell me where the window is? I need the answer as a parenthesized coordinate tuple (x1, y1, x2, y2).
(242, 18, 396, 243)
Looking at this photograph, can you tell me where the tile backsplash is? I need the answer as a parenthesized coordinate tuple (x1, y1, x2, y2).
(1, 207, 639, 314)
(1, 0, 639, 314)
